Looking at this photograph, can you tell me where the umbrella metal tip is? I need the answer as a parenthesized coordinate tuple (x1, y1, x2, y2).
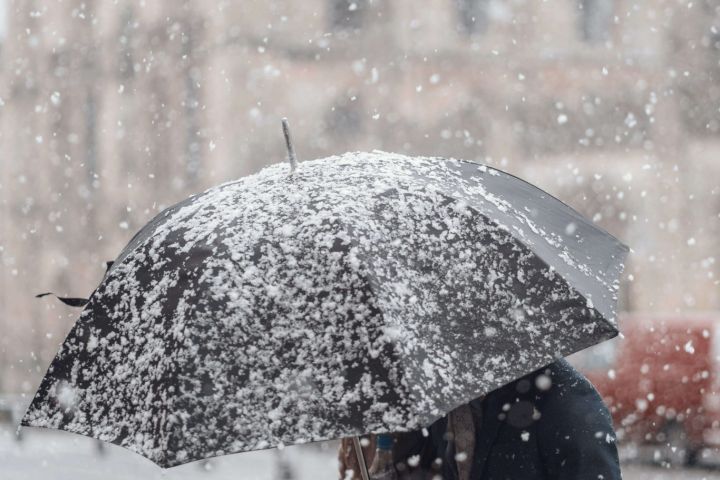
(281, 118, 297, 174)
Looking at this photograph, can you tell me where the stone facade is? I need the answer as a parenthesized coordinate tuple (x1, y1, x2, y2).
(0, 0, 718, 392)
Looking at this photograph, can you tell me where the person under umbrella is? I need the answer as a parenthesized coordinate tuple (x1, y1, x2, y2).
(339, 358, 621, 480)
(23, 120, 629, 473)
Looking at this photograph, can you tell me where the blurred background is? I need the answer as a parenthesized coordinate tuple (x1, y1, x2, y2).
(0, 0, 719, 478)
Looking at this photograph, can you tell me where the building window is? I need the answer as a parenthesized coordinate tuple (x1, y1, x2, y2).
(84, 90, 98, 182)
(0, 0, 7, 42)
(578, 0, 613, 44)
(456, 0, 490, 35)
(118, 7, 136, 80)
(329, 0, 365, 30)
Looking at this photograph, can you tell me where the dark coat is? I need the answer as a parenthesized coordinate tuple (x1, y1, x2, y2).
(390, 358, 622, 480)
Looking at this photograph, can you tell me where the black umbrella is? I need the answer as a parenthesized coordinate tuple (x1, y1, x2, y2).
(22, 121, 628, 468)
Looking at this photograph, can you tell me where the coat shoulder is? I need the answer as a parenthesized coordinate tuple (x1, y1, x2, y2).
(486, 358, 611, 427)
(489, 358, 597, 402)
(535, 358, 605, 407)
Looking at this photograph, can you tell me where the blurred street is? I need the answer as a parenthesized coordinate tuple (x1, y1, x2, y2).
(4, 425, 720, 480)
(621, 466, 720, 480)
(0, 425, 338, 480)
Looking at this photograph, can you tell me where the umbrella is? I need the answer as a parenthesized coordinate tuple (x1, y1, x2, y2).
(22, 121, 629, 468)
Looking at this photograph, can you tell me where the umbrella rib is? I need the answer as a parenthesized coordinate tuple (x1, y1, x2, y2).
(417, 186, 625, 322)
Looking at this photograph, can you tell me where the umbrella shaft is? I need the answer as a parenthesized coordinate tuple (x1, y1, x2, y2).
(352, 436, 371, 480)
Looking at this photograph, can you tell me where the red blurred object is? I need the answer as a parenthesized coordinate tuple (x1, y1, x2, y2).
(572, 312, 720, 465)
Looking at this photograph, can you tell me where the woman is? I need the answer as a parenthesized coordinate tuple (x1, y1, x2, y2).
(339, 358, 621, 480)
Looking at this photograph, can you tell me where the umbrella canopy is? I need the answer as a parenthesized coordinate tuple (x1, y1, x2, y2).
(22, 151, 628, 467)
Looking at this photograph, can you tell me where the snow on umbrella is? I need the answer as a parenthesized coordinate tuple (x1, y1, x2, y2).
(22, 126, 629, 468)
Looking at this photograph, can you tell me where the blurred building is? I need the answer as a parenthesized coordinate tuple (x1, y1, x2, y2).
(0, 0, 718, 393)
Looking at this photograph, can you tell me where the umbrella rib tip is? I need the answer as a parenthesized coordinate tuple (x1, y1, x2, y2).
(281, 117, 298, 174)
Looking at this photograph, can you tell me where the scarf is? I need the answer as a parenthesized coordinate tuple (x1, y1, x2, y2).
(447, 403, 477, 480)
